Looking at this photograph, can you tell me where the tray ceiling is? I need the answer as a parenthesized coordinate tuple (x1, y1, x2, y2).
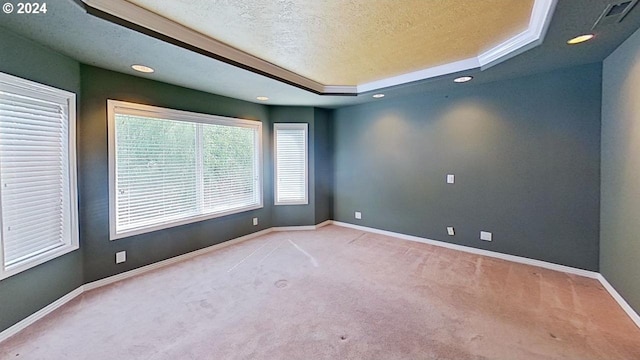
(126, 0, 535, 86)
(82, 0, 553, 94)
(6, 0, 637, 106)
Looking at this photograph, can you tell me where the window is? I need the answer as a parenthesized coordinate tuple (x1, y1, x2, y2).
(108, 100, 263, 240)
(274, 123, 308, 205)
(0, 72, 79, 280)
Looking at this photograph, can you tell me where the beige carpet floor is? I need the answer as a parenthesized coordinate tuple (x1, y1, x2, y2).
(1, 225, 640, 359)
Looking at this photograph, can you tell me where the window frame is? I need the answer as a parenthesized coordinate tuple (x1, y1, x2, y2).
(107, 100, 263, 240)
(274, 123, 309, 206)
(0, 72, 79, 280)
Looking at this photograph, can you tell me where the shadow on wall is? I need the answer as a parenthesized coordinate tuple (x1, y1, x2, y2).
(333, 63, 601, 271)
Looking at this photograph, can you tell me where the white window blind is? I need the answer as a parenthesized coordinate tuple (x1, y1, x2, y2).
(108, 100, 262, 240)
(114, 115, 197, 232)
(0, 72, 78, 280)
(274, 123, 308, 205)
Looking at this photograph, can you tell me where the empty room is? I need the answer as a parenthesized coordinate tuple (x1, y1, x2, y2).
(1, 0, 640, 358)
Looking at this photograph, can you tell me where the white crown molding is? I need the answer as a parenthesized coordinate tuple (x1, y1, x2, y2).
(81, 0, 556, 95)
(81, 0, 330, 94)
(81, 0, 555, 95)
(358, 0, 557, 93)
(357, 57, 481, 93)
(478, 0, 557, 70)
(322, 85, 358, 94)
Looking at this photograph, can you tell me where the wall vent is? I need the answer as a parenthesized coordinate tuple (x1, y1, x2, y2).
(592, 0, 638, 29)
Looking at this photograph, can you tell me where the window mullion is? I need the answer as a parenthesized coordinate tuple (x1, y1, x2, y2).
(195, 123, 204, 214)
(108, 100, 264, 240)
(254, 131, 261, 204)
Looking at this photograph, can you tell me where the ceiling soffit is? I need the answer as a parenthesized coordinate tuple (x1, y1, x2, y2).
(81, 0, 557, 95)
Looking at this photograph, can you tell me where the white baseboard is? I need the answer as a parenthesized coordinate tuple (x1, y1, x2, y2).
(331, 221, 640, 329)
(597, 274, 640, 329)
(84, 228, 274, 291)
(272, 225, 317, 231)
(331, 221, 599, 278)
(272, 220, 332, 232)
(315, 220, 332, 229)
(0, 223, 331, 343)
(0, 286, 84, 343)
(3, 220, 639, 343)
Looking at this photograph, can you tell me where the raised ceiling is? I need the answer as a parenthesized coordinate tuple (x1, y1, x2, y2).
(82, 0, 554, 94)
(2, 0, 640, 106)
(126, 0, 534, 86)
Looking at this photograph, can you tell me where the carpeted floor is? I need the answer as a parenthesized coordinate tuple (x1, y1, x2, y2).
(1, 225, 639, 359)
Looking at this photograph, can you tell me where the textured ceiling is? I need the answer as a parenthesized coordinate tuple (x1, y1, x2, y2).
(127, 0, 534, 85)
(1, 0, 640, 107)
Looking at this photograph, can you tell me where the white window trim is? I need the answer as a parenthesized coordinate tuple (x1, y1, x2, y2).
(274, 123, 309, 206)
(0, 72, 79, 281)
(107, 100, 264, 240)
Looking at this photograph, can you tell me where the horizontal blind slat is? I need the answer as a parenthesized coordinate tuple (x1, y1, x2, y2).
(275, 126, 306, 203)
(4, 220, 63, 260)
(114, 111, 260, 233)
(5, 242, 64, 267)
(0, 85, 71, 266)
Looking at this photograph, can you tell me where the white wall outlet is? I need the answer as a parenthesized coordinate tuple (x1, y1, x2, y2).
(480, 231, 492, 241)
(355, 211, 362, 220)
(253, 217, 258, 226)
(447, 227, 455, 236)
(116, 251, 126, 264)
(447, 174, 455, 184)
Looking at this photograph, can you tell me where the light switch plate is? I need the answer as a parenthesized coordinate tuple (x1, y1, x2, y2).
(447, 227, 455, 236)
(116, 251, 126, 264)
(253, 217, 258, 226)
(447, 174, 455, 184)
(480, 231, 492, 241)
(355, 211, 362, 220)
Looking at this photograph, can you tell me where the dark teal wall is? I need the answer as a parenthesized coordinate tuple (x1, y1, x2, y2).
(80, 65, 273, 283)
(267, 106, 334, 226)
(0, 51, 329, 332)
(601, 27, 640, 313)
(314, 108, 334, 224)
(0, 25, 614, 335)
(333, 63, 602, 271)
(269, 106, 316, 226)
(0, 29, 84, 332)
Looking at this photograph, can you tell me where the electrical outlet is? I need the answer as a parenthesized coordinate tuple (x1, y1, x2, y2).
(480, 231, 492, 242)
(253, 217, 258, 226)
(447, 227, 455, 236)
(447, 174, 455, 184)
(116, 251, 126, 264)
(355, 211, 362, 220)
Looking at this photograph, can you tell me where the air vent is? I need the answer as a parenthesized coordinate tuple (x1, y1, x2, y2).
(592, 0, 638, 29)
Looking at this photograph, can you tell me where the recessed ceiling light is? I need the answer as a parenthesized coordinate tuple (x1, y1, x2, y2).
(372, 94, 385, 98)
(567, 34, 594, 45)
(454, 76, 473, 83)
(131, 64, 154, 73)
(256, 96, 269, 101)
